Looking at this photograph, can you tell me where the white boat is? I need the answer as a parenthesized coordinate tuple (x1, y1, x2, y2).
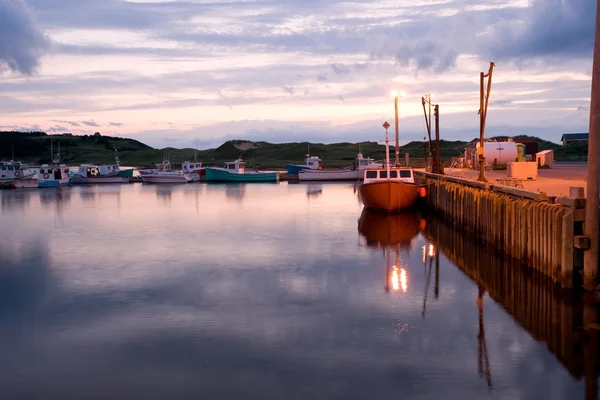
(286, 155, 322, 175)
(182, 161, 205, 182)
(139, 160, 172, 175)
(98, 151, 134, 178)
(37, 138, 71, 187)
(0, 160, 39, 188)
(38, 164, 70, 187)
(140, 170, 193, 184)
(71, 164, 130, 184)
(298, 153, 383, 181)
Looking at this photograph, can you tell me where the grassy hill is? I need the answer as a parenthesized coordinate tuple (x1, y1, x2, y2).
(0, 131, 586, 167)
(0, 131, 152, 165)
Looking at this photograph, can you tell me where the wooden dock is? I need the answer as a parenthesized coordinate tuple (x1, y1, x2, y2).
(425, 217, 598, 396)
(416, 171, 588, 288)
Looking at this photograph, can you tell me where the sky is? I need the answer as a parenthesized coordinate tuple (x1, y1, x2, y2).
(0, 0, 595, 149)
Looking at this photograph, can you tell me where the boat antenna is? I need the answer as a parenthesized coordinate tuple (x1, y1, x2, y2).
(11, 143, 14, 160)
(50, 137, 53, 163)
(114, 147, 120, 167)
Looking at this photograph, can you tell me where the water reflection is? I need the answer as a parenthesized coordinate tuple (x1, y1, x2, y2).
(0, 190, 33, 213)
(306, 184, 322, 200)
(224, 183, 246, 202)
(425, 216, 600, 399)
(156, 185, 173, 206)
(358, 208, 425, 295)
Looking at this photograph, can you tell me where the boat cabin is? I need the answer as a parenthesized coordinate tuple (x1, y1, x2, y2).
(224, 159, 246, 174)
(182, 161, 203, 173)
(100, 164, 120, 175)
(305, 155, 323, 170)
(363, 167, 415, 184)
(0, 161, 35, 180)
(39, 164, 70, 180)
(154, 160, 172, 172)
(355, 153, 382, 170)
(77, 164, 101, 177)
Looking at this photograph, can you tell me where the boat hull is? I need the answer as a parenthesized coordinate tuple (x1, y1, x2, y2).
(71, 175, 130, 184)
(38, 179, 70, 188)
(206, 168, 278, 182)
(286, 164, 310, 175)
(140, 173, 191, 183)
(114, 169, 134, 178)
(299, 169, 359, 181)
(358, 181, 421, 213)
(14, 178, 39, 188)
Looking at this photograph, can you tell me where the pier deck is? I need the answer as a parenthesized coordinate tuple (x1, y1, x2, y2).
(440, 162, 588, 197)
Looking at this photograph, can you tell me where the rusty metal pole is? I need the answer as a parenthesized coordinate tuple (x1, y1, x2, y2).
(395, 95, 400, 167)
(434, 104, 442, 174)
(477, 72, 487, 182)
(584, 0, 600, 290)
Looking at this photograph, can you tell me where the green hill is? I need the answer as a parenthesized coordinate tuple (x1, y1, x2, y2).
(0, 131, 152, 165)
(0, 131, 587, 167)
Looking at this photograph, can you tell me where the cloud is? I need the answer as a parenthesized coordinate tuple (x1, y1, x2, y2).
(486, 0, 595, 60)
(0, 0, 50, 74)
(81, 120, 99, 127)
(52, 119, 80, 127)
(331, 64, 351, 75)
(109, 122, 123, 127)
(317, 74, 328, 82)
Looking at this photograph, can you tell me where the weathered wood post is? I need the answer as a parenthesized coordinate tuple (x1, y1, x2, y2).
(584, 0, 600, 290)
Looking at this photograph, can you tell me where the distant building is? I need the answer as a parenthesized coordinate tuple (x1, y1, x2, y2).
(560, 133, 588, 146)
(513, 137, 538, 155)
(93, 132, 101, 137)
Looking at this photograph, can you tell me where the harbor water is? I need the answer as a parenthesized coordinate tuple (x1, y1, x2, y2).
(0, 183, 597, 399)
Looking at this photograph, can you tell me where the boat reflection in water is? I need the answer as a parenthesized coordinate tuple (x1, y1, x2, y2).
(357, 207, 426, 293)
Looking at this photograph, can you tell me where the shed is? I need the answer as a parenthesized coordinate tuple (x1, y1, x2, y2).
(536, 150, 554, 168)
(560, 133, 588, 146)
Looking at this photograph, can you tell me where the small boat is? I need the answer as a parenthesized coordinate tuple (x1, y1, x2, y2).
(38, 164, 70, 187)
(139, 160, 172, 175)
(286, 155, 322, 175)
(98, 152, 134, 178)
(71, 164, 130, 184)
(299, 153, 382, 181)
(358, 123, 426, 212)
(205, 159, 279, 182)
(140, 169, 192, 184)
(182, 161, 205, 182)
(0, 161, 38, 188)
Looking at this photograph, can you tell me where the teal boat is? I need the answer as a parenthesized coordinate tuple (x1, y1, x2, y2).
(205, 159, 279, 182)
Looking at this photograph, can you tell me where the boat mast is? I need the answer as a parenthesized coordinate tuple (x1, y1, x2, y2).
(383, 121, 391, 179)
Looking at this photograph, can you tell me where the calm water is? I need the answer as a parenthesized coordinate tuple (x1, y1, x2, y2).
(0, 183, 597, 400)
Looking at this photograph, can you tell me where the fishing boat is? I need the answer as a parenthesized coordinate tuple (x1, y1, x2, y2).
(38, 141, 70, 187)
(357, 122, 426, 212)
(205, 159, 279, 182)
(286, 155, 322, 175)
(71, 164, 130, 184)
(0, 161, 38, 188)
(298, 153, 382, 181)
(182, 161, 205, 182)
(38, 163, 70, 187)
(98, 151, 134, 178)
(140, 168, 192, 184)
(139, 160, 171, 175)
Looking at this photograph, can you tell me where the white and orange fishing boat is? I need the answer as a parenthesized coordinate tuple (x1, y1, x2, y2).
(358, 121, 426, 213)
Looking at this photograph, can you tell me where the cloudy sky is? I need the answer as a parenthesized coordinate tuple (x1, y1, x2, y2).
(0, 0, 594, 149)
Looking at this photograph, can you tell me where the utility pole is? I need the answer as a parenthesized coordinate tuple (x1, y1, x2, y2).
(584, 0, 600, 290)
(477, 62, 495, 182)
(394, 95, 400, 167)
(434, 104, 442, 174)
(421, 95, 433, 171)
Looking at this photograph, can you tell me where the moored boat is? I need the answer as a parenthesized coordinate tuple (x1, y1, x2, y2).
(38, 164, 70, 187)
(357, 122, 426, 213)
(0, 161, 39, 188)
(71, 164, 130, 184)
(286, 155, 322, 175)
(182, 161, 205, 182)
(140, 170, 192, 184)
(205, 159, 278, 182)
(299, 153, 382, 181)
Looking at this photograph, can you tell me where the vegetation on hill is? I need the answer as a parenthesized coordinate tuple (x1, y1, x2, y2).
(0, 131, 151, 164)
(0, 131, 587, 167)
